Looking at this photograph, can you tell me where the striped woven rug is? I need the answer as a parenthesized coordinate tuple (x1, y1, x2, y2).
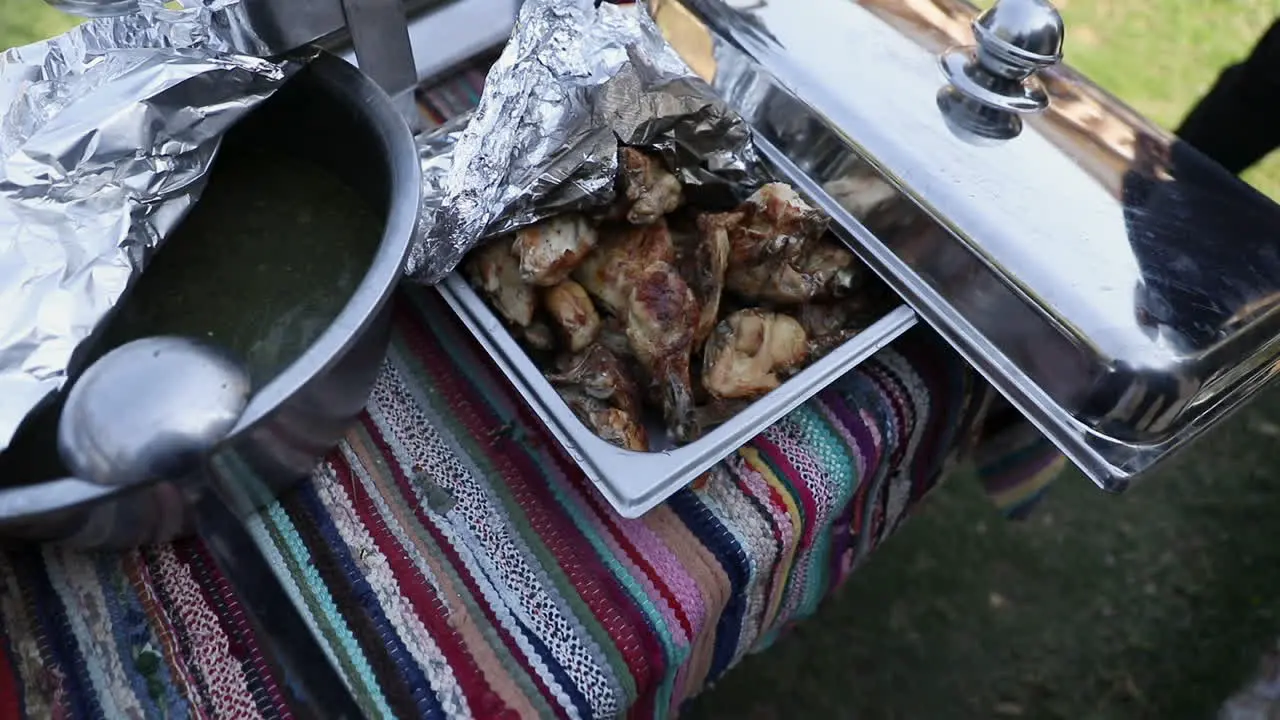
(0, 59, 1065, 719)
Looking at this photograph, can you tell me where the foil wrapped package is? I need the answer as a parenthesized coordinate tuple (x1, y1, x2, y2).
(0, 2, 298, 452)
(408, 0, 767, 284)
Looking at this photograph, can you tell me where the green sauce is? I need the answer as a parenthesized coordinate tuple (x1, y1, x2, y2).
(99, 146, 382, 386)
(0, 144, 383, 485)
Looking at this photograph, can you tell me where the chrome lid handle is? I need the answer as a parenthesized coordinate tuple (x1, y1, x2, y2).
(940, 0, 1065, 114)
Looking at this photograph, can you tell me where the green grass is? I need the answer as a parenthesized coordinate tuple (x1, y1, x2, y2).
(5, 1, 1280, 718)
(1049, 0, 1280, 198)
(0, 0, 76, 50)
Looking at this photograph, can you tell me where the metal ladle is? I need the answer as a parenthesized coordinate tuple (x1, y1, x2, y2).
(58, 336, 363, 719)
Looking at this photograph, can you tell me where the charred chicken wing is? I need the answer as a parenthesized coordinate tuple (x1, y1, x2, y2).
(555, 389, 649, 451)
(547, 344, 648, 451)
(726, 182, 828, 265)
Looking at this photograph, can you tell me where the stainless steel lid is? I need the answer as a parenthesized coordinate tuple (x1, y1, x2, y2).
(651, 0, 1280, 489)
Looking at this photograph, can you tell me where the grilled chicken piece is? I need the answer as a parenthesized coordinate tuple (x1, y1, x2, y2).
(619, 147, 683, 225)
(513, 214, 598, 286)
(726, 236, 863, 304)
(794, 298, 883, 357)
(795, 302, 855, 339)
(544, 280, 601, 353)
(573, 220, 676, 315)
(725, 256, 821, 305)
(547, 344, 648, 451)
(625, 262, 700, 443)
(724, 182, 828, 266)
(466, 239, 537, 327)
(556, 389, 649, 451)
(792, 238, 864, 299)
(597, 315, 633, 358)
(706, 182, 845, 304)
(546, 344, 645, 417)
(702, 309, 809, 400)
(677, 213, 731, 345)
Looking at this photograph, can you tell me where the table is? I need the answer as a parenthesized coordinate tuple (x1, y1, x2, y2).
(0, 65, 1065, 720)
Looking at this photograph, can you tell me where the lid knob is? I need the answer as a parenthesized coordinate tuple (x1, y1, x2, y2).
(938, 0, 1065, 116)
(972, 0, 1065, 81)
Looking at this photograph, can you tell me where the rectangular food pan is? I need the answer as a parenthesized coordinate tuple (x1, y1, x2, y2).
(436, 191, 919, 517)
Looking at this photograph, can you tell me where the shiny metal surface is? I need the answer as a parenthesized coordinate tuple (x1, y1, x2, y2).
(0, 53, 421, 547)
(336, 0, 420, 128)
(971, 0, 1062, 73)
(940, 0, 1063, 115)
(650, 0, 1280, 488)
(438, 279, 917, 519)
(42, 0, 137, 16)
(57, 337, 251, 488)
(335, 0, 514, 83)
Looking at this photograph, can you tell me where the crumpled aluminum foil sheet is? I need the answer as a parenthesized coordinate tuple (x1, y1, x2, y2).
(408, 0, 768, 285)
(0, 1, 297, 452)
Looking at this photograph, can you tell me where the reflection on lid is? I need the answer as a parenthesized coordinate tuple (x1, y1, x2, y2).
(648, 0, 1280, 489)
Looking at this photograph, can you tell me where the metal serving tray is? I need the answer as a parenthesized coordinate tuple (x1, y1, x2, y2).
(324, 0, 915, 517)
(438, 256, 916, 519)
(650, 0, 1280, 491)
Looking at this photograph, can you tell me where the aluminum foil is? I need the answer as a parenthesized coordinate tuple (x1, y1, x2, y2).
(408, 0, 767, 284)
(0, 2, 298, 452)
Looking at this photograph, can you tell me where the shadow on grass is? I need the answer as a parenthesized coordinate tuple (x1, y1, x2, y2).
(685, 387, 1280, 720)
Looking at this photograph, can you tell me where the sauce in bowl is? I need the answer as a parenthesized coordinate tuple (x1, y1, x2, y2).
(0, 140, 384, 485)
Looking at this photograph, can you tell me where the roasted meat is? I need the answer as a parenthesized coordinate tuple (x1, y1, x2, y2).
(795, 302, 856, 339)
(619, 147, 683, 225)
(573, 219, 676, 315)
(680, 213, 731, 344)
(625, 262, 700, 443)
(544, 280, 601, 352)
(547, 344, 648, 451)
(725, 256, 822, 305)
(556, 389, 649, 452)
(792, 238, 864, 299)
(466, 168, 885, 451)
(726, 235, 864, 304)
(466, 239, 537, 327)
(703, 182, 854, 304)
(726, 182, 828, 265)
(547, 344, 645, 416)
(702, 309, 808, 400)
(513, 214, 598, 286)
(596, 315, 634, 358)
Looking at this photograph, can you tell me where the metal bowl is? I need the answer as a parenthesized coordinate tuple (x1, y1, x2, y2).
(0, 52, 422, 549)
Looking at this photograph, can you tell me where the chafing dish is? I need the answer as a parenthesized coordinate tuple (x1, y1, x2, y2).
(15, 0, 1280, 530)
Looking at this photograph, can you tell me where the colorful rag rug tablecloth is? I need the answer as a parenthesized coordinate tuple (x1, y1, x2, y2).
(0, 67, 1066, 720)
